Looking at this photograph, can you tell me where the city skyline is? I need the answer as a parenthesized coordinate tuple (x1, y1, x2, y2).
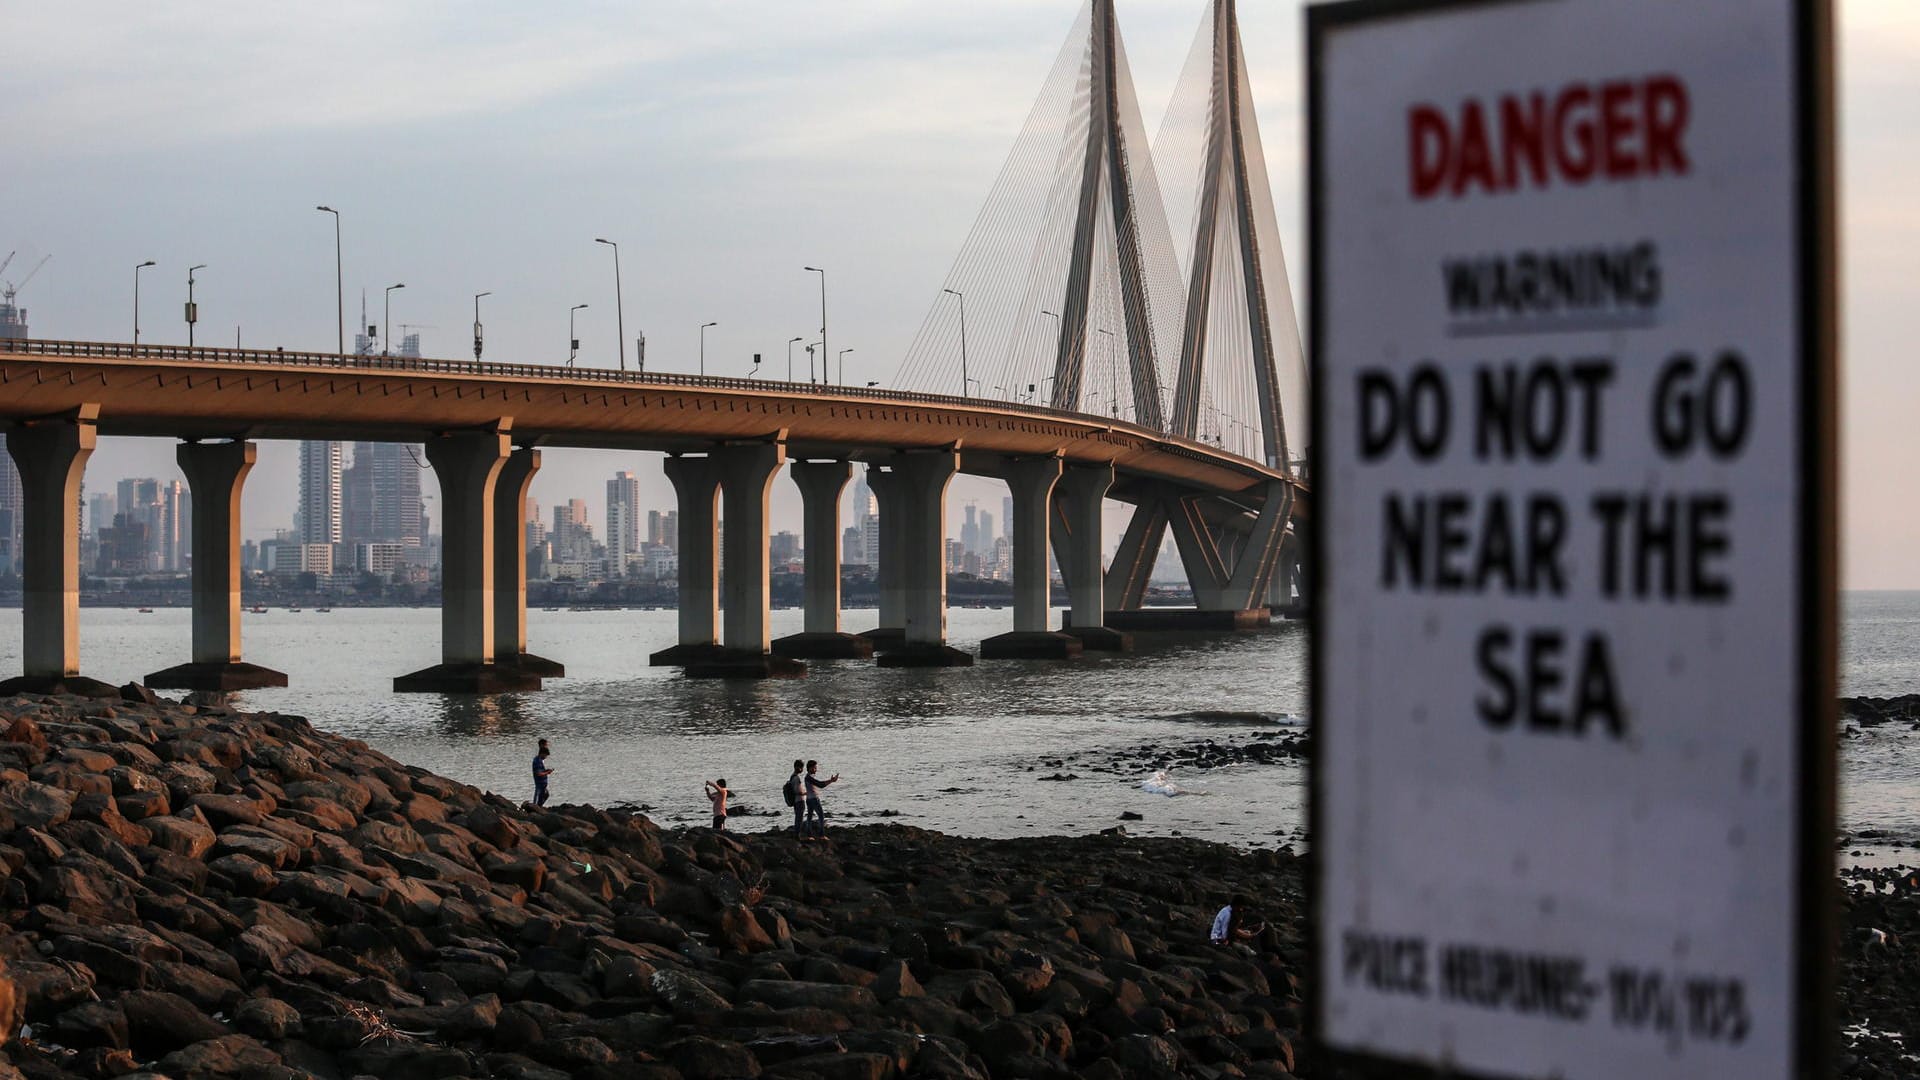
(4, 2, 1914, 585)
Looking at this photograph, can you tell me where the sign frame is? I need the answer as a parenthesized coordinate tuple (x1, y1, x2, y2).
(1302, 0, 1837, 1076)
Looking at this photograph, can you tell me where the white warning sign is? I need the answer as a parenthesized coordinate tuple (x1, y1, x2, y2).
(1306, 0, 1834, 1077)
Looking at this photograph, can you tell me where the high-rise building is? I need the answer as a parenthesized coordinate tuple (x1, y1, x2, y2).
(979, 511, 994, 551)
(662, 510, 679, 553)
(1002, 496, 1013, 541)
(961, 504, 979, 556)
(646, 509, 663, 548)
(298, 441, 343, 547)
(97, 513, 151, 575)
(0, 285, 28, 340)
(606, 471, 641, 574)
(551, 500, 595, 564)
(770, 530, 801, 564)
(157, 480, 188, 571)
(113, 478, 163, 572)
(342, 443, 424, 548)
(0, 459, 22, 573)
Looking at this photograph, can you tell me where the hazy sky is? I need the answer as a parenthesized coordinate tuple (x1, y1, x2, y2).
(7, 2, 1914, 587)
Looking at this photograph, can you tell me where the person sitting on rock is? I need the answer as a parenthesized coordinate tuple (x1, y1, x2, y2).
(532, 739, 554, 807)
(1211, 895, 1261, 946)
(705, 778, 730, 831)
(803, 759, 839, 839)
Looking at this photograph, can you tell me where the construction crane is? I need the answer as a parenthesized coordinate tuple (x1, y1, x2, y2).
(3, 252, 50, 306)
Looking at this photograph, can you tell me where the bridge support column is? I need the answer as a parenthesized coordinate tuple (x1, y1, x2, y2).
(397, 423, 539, 692)
(688, 439, 803, 678)
(1057, 463, 1130, 651)
(859, 466, 906, 648)
(147, 440, 288, 692)
(879, 449, 972, 668)
(650, 454, 724, 667)
(0, 406, 113, 697)
(982, 455, 1080, 660)
(774, 460, 872, 660)
(493, 448, 564, 679)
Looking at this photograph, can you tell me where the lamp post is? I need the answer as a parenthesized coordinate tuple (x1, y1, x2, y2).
(699, 321, 717, 376)
(316, 206, 342, 354)
(473, 291, 491, 361)
(838, 348, 853, 384)
(804, 266, 827, 382)
(942, 288, 969, 397)
(787, 336, 803, 381)
(383, 283, 406, 356)
(186, 264, 206, 348)
(594, 238, 626, 371)
(568, 303, 588, 367)
(133, 260, 156, 346)
(805, 344, 817, 384)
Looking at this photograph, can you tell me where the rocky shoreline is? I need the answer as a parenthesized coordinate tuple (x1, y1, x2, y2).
(0, 691, 1909, 1079)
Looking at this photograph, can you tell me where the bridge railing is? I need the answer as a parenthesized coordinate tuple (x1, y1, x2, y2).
(0, 337, 1286, 478)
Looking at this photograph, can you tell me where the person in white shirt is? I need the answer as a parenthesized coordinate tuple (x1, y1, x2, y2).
(1211, 895, 1261, 945)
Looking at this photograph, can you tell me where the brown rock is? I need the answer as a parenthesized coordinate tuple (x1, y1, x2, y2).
(2, 714, 48, 750)
(873, 960, 925, 1002)
(144, 814, 217, 859)
(0, 957, 16, 1049)
(0, 780, 75, 830)
(116, 788, 170, 821)
(120, 989, 229, 1055)
(719, 904, 778, 954)
(157, 1033, 282, 1077)
(233, 996, 301, 1040)
(189, 793, 266, 829)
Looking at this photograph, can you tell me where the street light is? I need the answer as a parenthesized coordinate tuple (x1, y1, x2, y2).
(316, 206, 342, 354)
(942, 288, 969, 397)
(1039, 309, 1060, 363)
(804, 266, 828, 382)
(838, 348, 853, 384)
(748, 353, 761, 380)
(787, 336, 803, 382)
(594, 238, 626, 371)
(186, 265, 207, 348)
(699, 321, 717, 376)
(133, 261, 156, 346)
(473, 291, 491, 361)
(568, 304, 589, 367)
(383, 283, 406, 356)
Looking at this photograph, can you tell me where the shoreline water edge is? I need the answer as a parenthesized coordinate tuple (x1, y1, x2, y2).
(0, 692, 1909, 1079)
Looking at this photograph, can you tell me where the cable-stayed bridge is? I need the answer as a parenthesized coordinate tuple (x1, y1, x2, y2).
(0, 0, 1307, 691)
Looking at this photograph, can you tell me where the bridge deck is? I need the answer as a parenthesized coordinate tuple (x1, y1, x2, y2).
(0, 340, 1296, 499)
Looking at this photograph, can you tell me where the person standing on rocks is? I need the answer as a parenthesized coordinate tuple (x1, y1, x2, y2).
(704, 778, 730, 831)
(788, 759, 807, 839)
(803, 759, 839, 839)
(532, 739, 554, 807)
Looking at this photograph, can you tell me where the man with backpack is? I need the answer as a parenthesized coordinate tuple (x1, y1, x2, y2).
(785, 759, 806, 839)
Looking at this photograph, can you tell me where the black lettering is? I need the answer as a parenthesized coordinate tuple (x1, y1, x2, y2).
(1477, 627, 1516, 729)
(1475, 364, 1519, 459)
(1407, 365, 1451, 460)
(1703, 351, 1751, 458)
(1381, 495, 1426, 590)
(1526, 497, 1568, 594)
(1690, 494, 1731, 600)
(1651, 353, 1697, 457)
(1592, 494, 1627, 598)
(1526, 629, 1567, 732)
(1359, 371, 1400, 459)
(1522, 362, 1567, 458)
(1568, 358, 1614, 459)
(1434, 493, 1471, 589)
(1573, 633, 1627, 738)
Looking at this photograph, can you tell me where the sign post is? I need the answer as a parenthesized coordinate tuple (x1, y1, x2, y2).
(1306, 1, 1835, 1077)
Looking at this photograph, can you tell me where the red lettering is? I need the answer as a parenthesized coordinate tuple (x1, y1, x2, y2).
(1600, 80, 1638, 178)
(1644, 75, 1691, 176)
(1553, 85, 1597, 182)
(1406, 75, 1690, 201)
(1451, 101, 1499, 196)
(1409, 105, 1451, 198)
(1501, 92, 1548, 190)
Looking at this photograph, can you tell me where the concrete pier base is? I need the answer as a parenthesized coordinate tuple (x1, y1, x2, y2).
(1103, 608, 1271, 632)
(393, 662, 542, 694)
(145, 661, 289, 692)
(859, 627, 907, 649)
(876, 643, 975, 668)
(649, 642, 731, 667)
(0, 674, 121, 699)
(1062, 625, 1133, 652)
(684, 649, 808, 680)
(771, 631, 875, 660)
(979, 630, 1083, 660)
(495, 652, 567, 678)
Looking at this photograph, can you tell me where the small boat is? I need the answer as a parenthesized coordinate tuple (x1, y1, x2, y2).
(248, 605, 268, 614)
(316, 607, 333, 613)
(288, 606, 302, 613)
(137, 607, 154, 613)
